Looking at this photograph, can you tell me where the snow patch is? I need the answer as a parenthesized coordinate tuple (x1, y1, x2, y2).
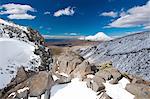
(51, 78, 97, 99)
(103, 77, 135, 99)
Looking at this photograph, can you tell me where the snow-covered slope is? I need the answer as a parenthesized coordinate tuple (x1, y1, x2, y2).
(79, 32, 112, 41)
(0, 19, 52, 89)
(0, 38, 40, 89)
(0, 18, 28, 33)
(79, 31, 150, 81)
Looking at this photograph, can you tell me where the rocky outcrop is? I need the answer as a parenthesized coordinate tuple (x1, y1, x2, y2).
(53, 51, 93, 79)
(79, 31, 150, 81)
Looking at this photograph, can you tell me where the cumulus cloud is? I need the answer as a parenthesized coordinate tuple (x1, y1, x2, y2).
(108, 0, 150, 29)
(44, 11, 50, 15)
(54, 6, 75, 17)
(101, 11, 118, 18)
(0, 3, 36, 20)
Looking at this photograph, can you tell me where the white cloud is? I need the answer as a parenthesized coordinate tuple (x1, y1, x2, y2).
(54, 6, 75, 17)
(0, 3, 36, 20)
(65, 32, 78, 36)
(101, 11, 118, 18)
(108, 0, 150, 29)
(44, 11, 50, 15)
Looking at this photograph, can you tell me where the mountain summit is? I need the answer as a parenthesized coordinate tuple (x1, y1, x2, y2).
(79, 32, 112, 41)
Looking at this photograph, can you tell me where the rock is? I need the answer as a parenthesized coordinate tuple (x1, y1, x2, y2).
(29, 71, 54, 97)
(56, 52, 84, 75)
(100, 92, 112, 99)
(109, 68, 122, 84)
(67, 57, 83, 74)
(7, 67, 28, 90)
(95, 70, 112, 81)
(72, 60, 92, 78)
(125, 83, 150, 99)
(55, 75, 71, 84)
(132, 77, 146, 84)
(84, 78, 92, 88)
(92, 82, 105, 92)
(16, 67, 28, 84)
(92, 76, 106, 83)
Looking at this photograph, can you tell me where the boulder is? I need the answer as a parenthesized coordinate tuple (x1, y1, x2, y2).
(56, 52, 84, 75)
(95, 70, 112, 81)
(125, 83, 150, 99)
(7, 67, 28, 91)
(72, 60, 93, 79)
(84, 78, 92, 88)
(16, 67, 28, 84)
(29, 71, 54, 97)
(92, 76, 106, 83)
(108, 68, 122, 84)
(92, 81, 105, 92)
(100, 92, 112, 99)
(55, 75, 71, 84)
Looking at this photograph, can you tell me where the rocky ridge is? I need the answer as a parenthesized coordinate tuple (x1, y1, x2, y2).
(78, 31, 150, 81)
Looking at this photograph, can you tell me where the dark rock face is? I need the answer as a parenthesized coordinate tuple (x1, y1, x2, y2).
(79, 31, 150, 81)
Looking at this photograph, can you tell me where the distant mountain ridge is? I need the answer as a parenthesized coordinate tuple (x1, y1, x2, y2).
(79, 31, 150, 81)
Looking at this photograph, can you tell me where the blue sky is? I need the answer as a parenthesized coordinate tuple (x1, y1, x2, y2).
(0, 0, 150, 36)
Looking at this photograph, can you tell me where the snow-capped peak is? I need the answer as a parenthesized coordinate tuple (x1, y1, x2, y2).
(79, 32, 112, 41)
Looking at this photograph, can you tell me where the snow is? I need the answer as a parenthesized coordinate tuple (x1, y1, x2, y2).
(17, 87, 29, 93)
(79, 32, 112, 41)
(52, 75, 59, 81)
(103, 77, 135, 99)
(0, 38, 40, 89)
(0, 18, 28, 32)
(50, 78, 97, 99)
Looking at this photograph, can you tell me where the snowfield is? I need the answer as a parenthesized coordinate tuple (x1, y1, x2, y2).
(18, 78, 134, 99)
(0, 38, 40, 89)
(50, 78, 97, 99)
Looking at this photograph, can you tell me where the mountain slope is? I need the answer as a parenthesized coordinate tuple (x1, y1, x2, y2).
(0, 19, 53, 89)
(79, 31, 150, 81)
